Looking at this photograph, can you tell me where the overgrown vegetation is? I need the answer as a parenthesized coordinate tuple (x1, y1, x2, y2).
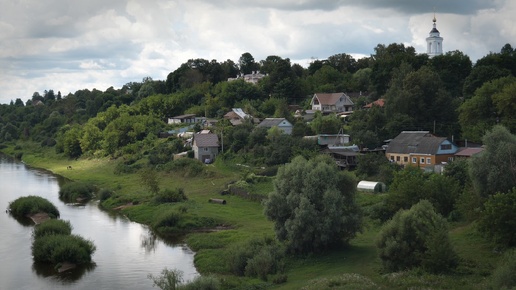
(59, 182, 96, 202)
(32, 233, 96, 265)
(8, 196, 60, 219)
(33, 219, 73, 239)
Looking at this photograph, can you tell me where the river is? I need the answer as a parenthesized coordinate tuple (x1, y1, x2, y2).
(0, 155, 198, 290)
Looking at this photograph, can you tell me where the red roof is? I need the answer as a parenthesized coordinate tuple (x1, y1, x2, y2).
(363, 99, 385, 109)
(455, 147, 484, 157)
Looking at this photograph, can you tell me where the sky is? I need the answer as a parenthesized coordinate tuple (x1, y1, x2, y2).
(1, 0, 515, 105)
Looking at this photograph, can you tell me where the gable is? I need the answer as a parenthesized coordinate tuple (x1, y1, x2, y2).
(193, 133, 219, 147)
(386, 131, 458, 155)
(312, 93, 354, 106)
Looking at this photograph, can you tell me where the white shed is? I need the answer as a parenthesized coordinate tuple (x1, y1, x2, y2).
(357, 181, 387, 193)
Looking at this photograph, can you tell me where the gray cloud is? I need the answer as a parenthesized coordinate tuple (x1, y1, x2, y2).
(0, 0, 514, 104)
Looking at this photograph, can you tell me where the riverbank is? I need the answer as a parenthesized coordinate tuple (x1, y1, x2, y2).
(1, 143, 502, 289)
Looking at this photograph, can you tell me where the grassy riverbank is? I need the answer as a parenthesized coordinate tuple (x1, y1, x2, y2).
(2, 142, 503, 289)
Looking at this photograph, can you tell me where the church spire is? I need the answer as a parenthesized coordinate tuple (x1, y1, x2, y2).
(426, 12, 443, 57)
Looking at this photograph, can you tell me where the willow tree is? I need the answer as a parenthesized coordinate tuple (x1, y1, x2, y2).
(264, 155, 361, 253)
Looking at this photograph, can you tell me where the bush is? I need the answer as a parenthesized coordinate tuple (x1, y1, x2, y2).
(164, 158, 204, 177)
(227, 237, 285, 280)
(478, 188, 516, 247)
(59, 182, 96, 202)
(490, 250, 516, 289)
(8, 196, 60, 218)
(153, 210, 182, 230)
(32, 234, 96, 265)
(98, 188, 113, 201)
(33, 219, 72, 239)
(376, 200, 457, 273)
(153, 188, 187, 204)
(148, 268, 220, 290)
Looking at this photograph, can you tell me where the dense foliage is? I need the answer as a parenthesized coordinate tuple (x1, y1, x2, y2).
(33, 219, 73, 239)
(32, 234, 96, 265)
(376, 200, 457, 273)
(8, 196, 60, 219)
(59, 182, 97, 202)
(264, 155, 361, 253)
(478, 188, 516, 247)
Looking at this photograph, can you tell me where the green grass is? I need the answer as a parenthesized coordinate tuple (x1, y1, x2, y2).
(4, 142, 507, 289)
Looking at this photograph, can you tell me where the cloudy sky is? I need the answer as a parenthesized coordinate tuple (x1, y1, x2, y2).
(1, 0, 515, 104)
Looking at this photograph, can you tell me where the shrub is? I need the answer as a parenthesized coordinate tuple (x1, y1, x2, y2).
(153, 188, 187, 204)
(164, 158, 204, 177)
(32, 234, 96, 265)
(98, 188, 113, 201)
(376, 200, 457, 273)
(33, 219, 72, 239)
(148, 268, 220, 290)
(59, 182, 96, 202)
(8, 196, 60, 218)
(153, 210, 182, 230)
(478, 188, 516, 247)
(227, 237, 285, 280)
(490, 249, 516, 289)
(181, 275, 220, 290)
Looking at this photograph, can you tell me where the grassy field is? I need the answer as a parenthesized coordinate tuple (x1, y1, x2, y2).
(2, 142, 505, 289)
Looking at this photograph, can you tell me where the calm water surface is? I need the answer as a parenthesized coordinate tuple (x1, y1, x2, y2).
(0, 155, 198, 290)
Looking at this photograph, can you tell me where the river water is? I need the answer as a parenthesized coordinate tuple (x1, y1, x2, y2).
(0, 155, 198, 290)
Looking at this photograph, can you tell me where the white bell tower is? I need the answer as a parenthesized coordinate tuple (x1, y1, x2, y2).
(426, 14, 443, 57)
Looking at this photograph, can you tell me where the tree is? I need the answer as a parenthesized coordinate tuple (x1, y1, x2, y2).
(376, 200, 457, 273)
(238, 52, 259, 75)
(469, 125, 516, 197)
(140, 167, 160, 195)
(429, 50, 472, 98)
(263, 155, 361, 253)
(478, 188, 516, 247)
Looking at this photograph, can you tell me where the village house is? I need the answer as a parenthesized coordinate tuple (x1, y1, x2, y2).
(256, 118, 293, 135)
(168, 114, 197, 125)
(223, 108, 257, 126)
(385, 131, 459, 170)
(192, 132, 219, 164)
(310, 93, 354, 114)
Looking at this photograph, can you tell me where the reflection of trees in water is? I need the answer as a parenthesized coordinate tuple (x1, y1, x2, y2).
(32, 261, 96, 282)
(7, 213, 35, 227)
(141, 230, 158, 253)
(141, 229, 186, 252)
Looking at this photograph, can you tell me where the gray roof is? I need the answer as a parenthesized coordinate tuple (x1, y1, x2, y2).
(386, 131, 447, 155)
(194, 133, 219, 147)
(257, 118, 291, 128)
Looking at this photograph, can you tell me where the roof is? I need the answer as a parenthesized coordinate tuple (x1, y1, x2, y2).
(193, 133, 219, 147)
(363, 99, 385, 109)
(171, 114, 196, 119)
(257, 118, 291, 128)
(455, 147, 484, 157)
(386, 131, 449, 155)
(312, 93, 353, 105)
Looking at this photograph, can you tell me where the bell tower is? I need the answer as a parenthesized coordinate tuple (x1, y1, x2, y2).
(426, 14, 443, 57)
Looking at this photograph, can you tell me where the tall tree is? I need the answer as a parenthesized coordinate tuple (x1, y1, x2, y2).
(264, 155, 361, 253)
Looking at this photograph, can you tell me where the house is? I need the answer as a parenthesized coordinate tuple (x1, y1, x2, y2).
(256, 118, 293, 135)
(192, 133, 219, 164)
(385, 131, 459, 169)
(363, 98, 385, 109)
(317, 134, 350, 146)
(454, 147, 484, 158)
(321, 145, 361, 169)
(310, 93, 354, 114)
(168, 114, 197, 125)
(224, 108, 257, 126)
(228, 71, 266, 84)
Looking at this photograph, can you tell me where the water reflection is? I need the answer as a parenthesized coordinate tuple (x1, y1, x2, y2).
(0, 154, 198, 290)
(32, 262, 97, 283)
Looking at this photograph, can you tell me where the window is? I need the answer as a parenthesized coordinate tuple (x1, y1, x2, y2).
(412, 157, 417, 164)
(420, 157, 425, 164)
(390, 156, 394, 161)
(203, 148, 209, 152)
(448, 157, 454, 162)
(440, 144, 452, 150)
(396, 156, 400, 162)
(427, 158, 431, 164)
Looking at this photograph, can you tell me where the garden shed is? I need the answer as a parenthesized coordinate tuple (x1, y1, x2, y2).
(357, 181, 387, 193)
